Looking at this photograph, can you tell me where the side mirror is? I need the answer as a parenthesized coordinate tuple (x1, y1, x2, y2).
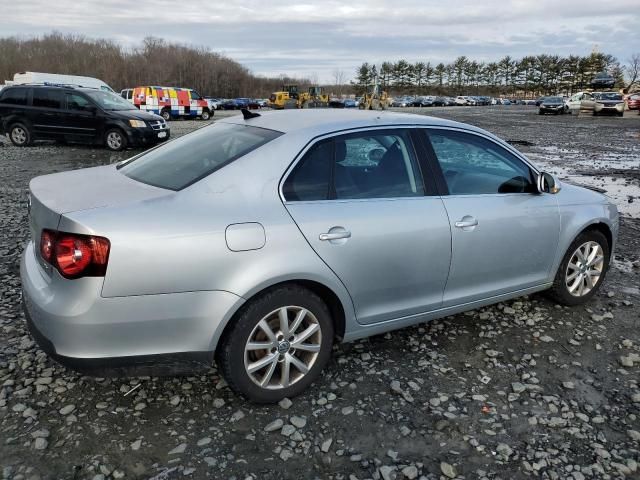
(537, 172, 561, 194)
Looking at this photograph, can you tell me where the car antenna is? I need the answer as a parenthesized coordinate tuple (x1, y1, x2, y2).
(241, 108, 261, 120)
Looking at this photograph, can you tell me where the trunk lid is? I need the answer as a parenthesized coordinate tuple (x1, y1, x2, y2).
(28, 164, 170, 240)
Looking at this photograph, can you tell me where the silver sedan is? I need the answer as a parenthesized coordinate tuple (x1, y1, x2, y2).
(21, 110, 618, 402)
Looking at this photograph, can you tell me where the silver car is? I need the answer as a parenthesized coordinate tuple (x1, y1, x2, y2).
(21, 110, 618, 402)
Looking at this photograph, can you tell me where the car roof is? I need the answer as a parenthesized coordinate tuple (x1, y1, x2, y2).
(219, 109, 473, 136)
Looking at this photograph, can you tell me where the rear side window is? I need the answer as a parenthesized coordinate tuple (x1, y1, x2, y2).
(32, 89, 63, 109)
(0, 88, 28, 105)
(119, 122, 282, 190)
(283, 129, 424, 201)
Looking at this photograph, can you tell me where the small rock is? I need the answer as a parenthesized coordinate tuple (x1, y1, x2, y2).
(342, 406, 354, 415)
(59, 404, 75, 416)
(264, 419, 284, 432)
(33, 438, 48, 450)
(511, 382, 526, 394)
(168, 443, 187, 455)
(440, 461, 457, 478)
(401, 465, 418, 479)
(281, 424, 296, 436)
(169, 395, 181, 406)
(628, 430, 640, 442)
(130, 439, 142, 451)
(290, 416, 306, 428)
(197, 437, 211, 447)
(562, 381, 575, 390)
(278, 398, 293, 410)
(321, 438, 333, 452)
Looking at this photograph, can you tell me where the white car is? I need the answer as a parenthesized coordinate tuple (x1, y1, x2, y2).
(455, 96, 469, 106)
(567, 92, 596, 112)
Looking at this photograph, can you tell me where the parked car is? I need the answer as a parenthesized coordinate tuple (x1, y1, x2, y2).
(0, 84, 169, 151)
(567, 91, 596, 112)
(593, 92, 625, 117)
(21, 110, 617, 402)
(454, 96, 468, 105)
(220, 99, 238, 110)
(257, 99, 269, 108)
(432, 96, 447, 106)
(625, 93, 640, 110)
(410, 96, 433, 107)
(122, 86, 213, 121)
(501, 99, 512, 105)
(538, 96, 568, 115)
(391, 96, 412, 107)
(204, 97, 222, 110)
(343, 99, 357, 108)
(591, 72, 616, 89)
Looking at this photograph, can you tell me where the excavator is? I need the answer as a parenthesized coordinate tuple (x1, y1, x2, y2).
(358, 83, 390, 110)
(268, 85, 329, 109)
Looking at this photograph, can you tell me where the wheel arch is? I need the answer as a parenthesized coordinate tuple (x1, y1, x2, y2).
(212, 278, 349, 357)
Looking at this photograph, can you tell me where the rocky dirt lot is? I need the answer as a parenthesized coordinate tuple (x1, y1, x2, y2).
(0, 107, 639, 480)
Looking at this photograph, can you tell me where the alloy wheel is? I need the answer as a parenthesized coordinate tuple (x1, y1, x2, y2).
(11, 127, 27, 145)
(106, 132, 122, 150)
(565, 241, 604, 297)
(244, 306, 322, 390)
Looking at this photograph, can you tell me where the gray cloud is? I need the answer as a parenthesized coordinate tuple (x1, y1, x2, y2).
(1, 0, 639, 81)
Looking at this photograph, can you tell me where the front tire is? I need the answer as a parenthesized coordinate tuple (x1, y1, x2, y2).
(160, 108, 171, 121)
(201, 109, 211, 120)
(104, 128, 127, 151)
(9, 123, 32, 146)
(217, 285, 334, 403)
(547, 230, 610, 306)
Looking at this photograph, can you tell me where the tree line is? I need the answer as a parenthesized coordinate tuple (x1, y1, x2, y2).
(0, 32, 309, 98)
(353, 53, 638, 97)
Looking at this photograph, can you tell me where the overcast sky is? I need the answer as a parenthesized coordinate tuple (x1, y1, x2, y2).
(3, 0, 639, 82)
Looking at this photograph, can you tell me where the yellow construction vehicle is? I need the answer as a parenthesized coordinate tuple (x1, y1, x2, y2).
(268, 85, 329, 109)
(268, 85, 299, 109)
(358, 84, 390, 110)
(300, 86, 329, 108)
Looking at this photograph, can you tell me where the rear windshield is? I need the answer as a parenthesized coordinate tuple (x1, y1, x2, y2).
(118, 122, 282, 190)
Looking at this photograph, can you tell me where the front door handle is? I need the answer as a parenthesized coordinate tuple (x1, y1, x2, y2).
(454, 216, 478, 229)
(319, 231, 351, 241)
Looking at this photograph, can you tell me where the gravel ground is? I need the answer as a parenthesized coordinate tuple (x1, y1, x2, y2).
(0, 106, 639, 480)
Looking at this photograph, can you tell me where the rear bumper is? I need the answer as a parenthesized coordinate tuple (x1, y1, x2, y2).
(126, 127, 171, 147)
(20, 241, 244, 376)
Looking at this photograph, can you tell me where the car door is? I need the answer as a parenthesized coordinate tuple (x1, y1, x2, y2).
(423, 128, 560, 307)
(580, 93, 595, 111)
(30, 88, 66, 138)
(282, 128, 452, 325)
(62, 92, 102, 142)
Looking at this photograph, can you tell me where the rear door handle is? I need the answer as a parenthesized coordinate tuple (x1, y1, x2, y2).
(454, 217, 478, 229)
(319, 231, 351, 241)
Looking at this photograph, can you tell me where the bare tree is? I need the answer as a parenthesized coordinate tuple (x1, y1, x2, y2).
(332, 69, 346, 95)
(624, 53, 640, 91)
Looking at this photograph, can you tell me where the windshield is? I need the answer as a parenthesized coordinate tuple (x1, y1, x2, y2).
(119, 122, 282, 190)
(85, 90, 136, 110)
(597, 93, 622, 101)
(545, 97, 563, 102)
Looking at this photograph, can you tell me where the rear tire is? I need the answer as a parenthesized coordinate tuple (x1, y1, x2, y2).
(9, 123, 32, 147)
(546, 229, 610, 306)
(217, 285, 334, 403)
(160, 108, 171, 121)
(104, 128, 127, 152)
(201, 109, 211, 120)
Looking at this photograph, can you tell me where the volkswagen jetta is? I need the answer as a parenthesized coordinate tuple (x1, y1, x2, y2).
(21, 110, 618, 402)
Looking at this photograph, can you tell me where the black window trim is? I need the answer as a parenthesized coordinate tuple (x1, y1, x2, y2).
(420, 126, 541, 197)
(280, 125, 438, 203)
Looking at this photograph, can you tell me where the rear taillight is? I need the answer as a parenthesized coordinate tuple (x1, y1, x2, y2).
(39, 229, 110, 279)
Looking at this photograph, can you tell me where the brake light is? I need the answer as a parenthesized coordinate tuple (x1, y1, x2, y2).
(39, 229, 110, 279)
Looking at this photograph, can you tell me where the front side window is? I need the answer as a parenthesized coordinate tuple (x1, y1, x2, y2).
(84, 90, 136, 111)
(32, 89, 63, 109)
(65, 93, 93, 111)
(283, 129, 424, 201)
(119, 122, 282, 190)
(0, 88, 28, 105)
(427, 129, 535, 195)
